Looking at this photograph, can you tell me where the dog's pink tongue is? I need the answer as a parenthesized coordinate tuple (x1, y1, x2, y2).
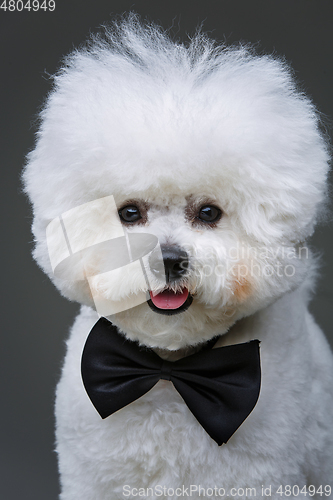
(150, 289, 189, 309)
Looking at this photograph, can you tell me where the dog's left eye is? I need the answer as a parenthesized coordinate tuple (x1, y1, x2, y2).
(119, 205, 142, 223)
(197, 205, 222, 223)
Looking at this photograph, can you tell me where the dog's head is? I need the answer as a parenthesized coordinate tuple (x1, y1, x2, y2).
(23, 17, 329, 349)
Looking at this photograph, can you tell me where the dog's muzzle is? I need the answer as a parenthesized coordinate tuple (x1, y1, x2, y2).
(147, 245, 193, 315)
(149, 245, 189, 283)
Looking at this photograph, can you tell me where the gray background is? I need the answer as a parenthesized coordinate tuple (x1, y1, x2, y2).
(1, 1, 332, 499)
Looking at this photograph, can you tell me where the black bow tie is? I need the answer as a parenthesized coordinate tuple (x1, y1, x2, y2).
(81, 318, 261, 445)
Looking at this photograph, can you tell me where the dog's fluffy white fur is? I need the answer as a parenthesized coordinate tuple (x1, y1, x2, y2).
(23, 16, 333, 499)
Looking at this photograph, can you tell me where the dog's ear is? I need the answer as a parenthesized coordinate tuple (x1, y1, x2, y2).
(206, 57, 331, 245)
(225, 108, 330, 245)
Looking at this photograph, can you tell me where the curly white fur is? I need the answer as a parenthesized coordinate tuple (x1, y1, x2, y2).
(23, 15, 333, 500)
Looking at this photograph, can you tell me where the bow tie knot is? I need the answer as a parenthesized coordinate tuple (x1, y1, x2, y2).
(160, 360, 173, 381)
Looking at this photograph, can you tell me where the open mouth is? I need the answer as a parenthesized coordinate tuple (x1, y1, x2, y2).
(147, 287, 193, 315)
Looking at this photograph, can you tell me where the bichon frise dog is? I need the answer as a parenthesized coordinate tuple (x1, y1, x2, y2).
(23, 16, 333, 500)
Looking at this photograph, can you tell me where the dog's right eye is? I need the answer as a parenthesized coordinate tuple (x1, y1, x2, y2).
(118, 205, 142, 223)
(197, 205, 222, 224)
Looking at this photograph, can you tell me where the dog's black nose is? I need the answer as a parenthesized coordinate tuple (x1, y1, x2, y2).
(149, 245, 189, 283)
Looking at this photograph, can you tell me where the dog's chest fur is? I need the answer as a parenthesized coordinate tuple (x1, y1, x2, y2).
(55, 292, 333, 499)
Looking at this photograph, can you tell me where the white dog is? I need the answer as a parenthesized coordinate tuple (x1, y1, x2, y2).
(23, 16, 333, 500)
